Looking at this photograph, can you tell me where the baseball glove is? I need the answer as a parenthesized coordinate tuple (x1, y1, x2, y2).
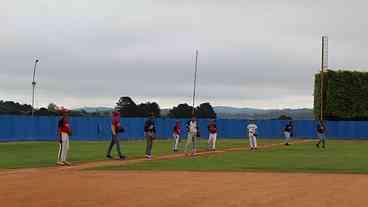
(118, 127, 125, 133)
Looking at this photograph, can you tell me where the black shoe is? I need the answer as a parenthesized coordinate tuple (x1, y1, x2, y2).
(285, 143, 289, 146)
(106, 155, 113, 159)
(316, 144, 320, 148)
(119, 155, 126, 160)
(322, 145, 326, 149)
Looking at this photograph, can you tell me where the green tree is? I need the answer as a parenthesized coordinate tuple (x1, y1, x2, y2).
(0, 100, 32, 115)
(138, 102, 161, 117)
(168, 103, 194, 118)
(277, 115, 292, 120)
(47, 103, 58, 112)
(314, 70, 368, 120)
(195, 102, 216, 118)
(168, 102, 216, 119)
(34, 107, 58, 116)
(115, 96, 141, 117)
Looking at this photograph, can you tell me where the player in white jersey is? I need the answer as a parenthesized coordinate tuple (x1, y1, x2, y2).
(247, 120, 258, 150)
(185, 116, 198, 156)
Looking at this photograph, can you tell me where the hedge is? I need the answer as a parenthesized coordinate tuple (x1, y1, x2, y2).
(314, 70, 368, 120)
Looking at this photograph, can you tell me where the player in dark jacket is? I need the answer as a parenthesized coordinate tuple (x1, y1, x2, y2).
(144, 114, 156, 159)
(283, 121, 293, 146)
(316, 120, 327, 148)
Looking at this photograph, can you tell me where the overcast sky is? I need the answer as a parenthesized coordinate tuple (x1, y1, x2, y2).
(1, 0, 367, 109)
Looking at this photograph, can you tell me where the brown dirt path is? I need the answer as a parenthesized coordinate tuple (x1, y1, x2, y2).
(1, 139, 367, 207)
(1, 170, 367, 207)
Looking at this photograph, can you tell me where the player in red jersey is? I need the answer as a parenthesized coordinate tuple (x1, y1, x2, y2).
(56, 109, 72, 166)
(207, 119, 217, 151)
(172, 120, 181, 152)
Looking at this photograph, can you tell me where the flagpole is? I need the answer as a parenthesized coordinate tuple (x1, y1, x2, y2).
(320, 36, 328, 121)
(192, 49, 199, 115)
(32, 59, 39, 116)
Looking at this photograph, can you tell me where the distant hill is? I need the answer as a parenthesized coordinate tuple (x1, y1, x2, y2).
(74, 106, 314, 120)
(213, 106, 265, 114)
(74, 107, 113, 113)
(160, 108, 170, 116)
(213, 106, 314, 120)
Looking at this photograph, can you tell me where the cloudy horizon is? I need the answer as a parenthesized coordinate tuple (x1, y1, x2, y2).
(1, 0, 368, 110)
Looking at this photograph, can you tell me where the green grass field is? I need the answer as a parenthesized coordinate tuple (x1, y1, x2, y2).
(97, 140, 368, 174)
(3, 139, 368, 173)
(0, 138, 257, 169)
(0, 140, 168, 169)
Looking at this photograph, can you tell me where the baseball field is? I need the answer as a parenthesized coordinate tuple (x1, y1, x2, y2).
(1, 138, 368, 207)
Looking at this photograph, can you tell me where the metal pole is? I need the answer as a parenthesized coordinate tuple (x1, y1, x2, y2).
(192, 50, 199, 115)
(32, 59, 39, 116)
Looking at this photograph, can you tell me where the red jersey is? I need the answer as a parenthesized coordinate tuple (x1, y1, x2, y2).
(112, 114, 121, 134)
(208, 123, 217, 133)
(173, 123, 181, 134)
(59, 118, 71, 134)
(112, 117, 121, 129)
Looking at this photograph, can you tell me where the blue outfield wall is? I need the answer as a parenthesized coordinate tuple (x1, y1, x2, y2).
(0, 115, 368, 141)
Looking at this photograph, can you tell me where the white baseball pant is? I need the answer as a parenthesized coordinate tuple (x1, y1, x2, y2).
(173, 133, 180, 150)
(249, 133, 257, 149)
(208, 133, 217, 150)
(284, 131, 291, 143)
(58, 132, 70, 162)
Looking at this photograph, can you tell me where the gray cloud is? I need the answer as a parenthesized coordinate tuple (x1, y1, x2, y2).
(1, 0, 367, 109)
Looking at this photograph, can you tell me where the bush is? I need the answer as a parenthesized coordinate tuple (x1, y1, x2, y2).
(314, 70, 368, 120)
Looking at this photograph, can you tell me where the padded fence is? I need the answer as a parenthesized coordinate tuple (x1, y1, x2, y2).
(1, 115, 368, 141)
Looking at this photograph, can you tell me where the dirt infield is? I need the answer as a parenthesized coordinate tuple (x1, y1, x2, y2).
(1, 140, 367, 207)
(1, 170, 368, 207)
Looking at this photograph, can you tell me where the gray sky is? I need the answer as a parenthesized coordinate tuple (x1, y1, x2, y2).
(1, 0, 367, 109)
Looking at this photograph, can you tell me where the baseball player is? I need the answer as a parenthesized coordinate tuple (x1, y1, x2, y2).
(106, 111, 126, 160)
(316, 120, 327, 148)
(185, 116, 198, 156)
(207, 119, 217, 151)
(56, 109, 72, 166)
(144, 114, 156, 159)
(172, 120, 181, 152)
(283, 121, 293, 146)
(247, 120, 258, 150)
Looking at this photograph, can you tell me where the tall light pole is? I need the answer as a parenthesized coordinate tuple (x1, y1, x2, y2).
(32, 58, 39, 116)
(192, 49, 199, 115)
(320, 36, 328, 121)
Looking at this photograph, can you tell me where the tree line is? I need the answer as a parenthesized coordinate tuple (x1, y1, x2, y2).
(0, 101, 92, 116)
(116, 96, 216, 118)
(0, 96, 217, 118)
